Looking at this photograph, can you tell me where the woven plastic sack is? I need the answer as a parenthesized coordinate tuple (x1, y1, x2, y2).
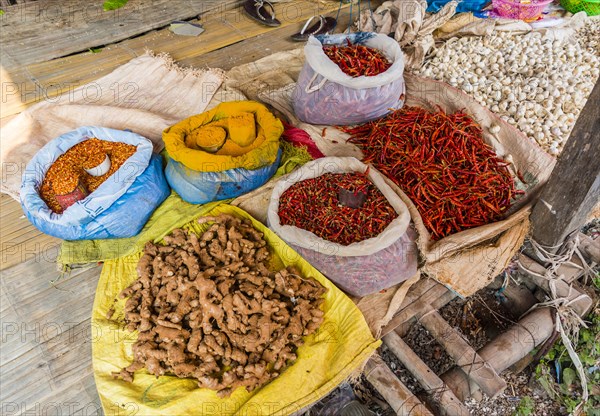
(293, 32, 405, 126)
(165, 149, 282, 204)
(20, 126, 170, 240)
(92, 204, 380, 415)
(267, 157, 418, 297)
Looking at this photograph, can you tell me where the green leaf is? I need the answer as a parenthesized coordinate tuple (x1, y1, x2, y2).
(103, 0, 129, 11)
(0, 9, 4, 15)
(565, 397, 579, 412)
(581, 329, 592, 342)
(89, 47, 103, 54)
(581, 354, 595, 366)
(562, 367, 577, 387)
(536, 375, 558, 399)
(588, 400, 600, 416)
(513, 396, 535, 416)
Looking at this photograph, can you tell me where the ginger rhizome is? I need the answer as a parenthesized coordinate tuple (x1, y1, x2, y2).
(112, 214, 327, 397)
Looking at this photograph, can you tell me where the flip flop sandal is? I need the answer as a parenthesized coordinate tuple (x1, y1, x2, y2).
(291, 15, 337, 41)
(243, 0, 281, 27)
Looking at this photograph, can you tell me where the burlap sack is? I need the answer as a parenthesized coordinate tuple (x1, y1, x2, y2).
(357, 0, 458, 69)
(0, 53, 224, 200)
(226, 48, 555, 299)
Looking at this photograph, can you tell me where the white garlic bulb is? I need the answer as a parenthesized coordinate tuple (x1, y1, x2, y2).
(414, 19, 600, 156)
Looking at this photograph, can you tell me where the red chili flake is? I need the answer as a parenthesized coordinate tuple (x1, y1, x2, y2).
(40, 138, 136, 214)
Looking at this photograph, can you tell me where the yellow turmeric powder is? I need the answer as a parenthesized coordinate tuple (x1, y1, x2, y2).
(228, 112, 256, 148)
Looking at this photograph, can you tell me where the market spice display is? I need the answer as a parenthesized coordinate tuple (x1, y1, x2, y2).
(40, 138, 136, 213)
(112, 214, 327, 398)
(278, 172, 398, 245)
(343, 107, 520, 240)
(323, 40, 391, 77)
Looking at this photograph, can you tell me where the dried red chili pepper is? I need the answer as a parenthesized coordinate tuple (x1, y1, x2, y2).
(342, 106, 522, 240)
(278, 172, 398, 245)
(323, 40, 391, 78)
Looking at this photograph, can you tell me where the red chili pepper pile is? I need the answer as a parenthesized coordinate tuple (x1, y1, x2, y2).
(278, 172, 398, 245)
(342, 107, 521, 240)
(323, 39, 391, 77)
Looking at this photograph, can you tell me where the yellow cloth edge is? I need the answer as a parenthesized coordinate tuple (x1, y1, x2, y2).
(91, 204, 379, 415)
(276, 341, 380, 415)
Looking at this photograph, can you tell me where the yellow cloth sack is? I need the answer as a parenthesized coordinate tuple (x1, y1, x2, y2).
(92, 204, 380, 416)
(163, 101, 283, 172)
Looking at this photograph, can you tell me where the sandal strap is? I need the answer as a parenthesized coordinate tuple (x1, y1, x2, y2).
(311, 15, 325, 35)
(254, 0, 276, 21)
(299, 15, 316, 35)
(300, 15, 326, 36)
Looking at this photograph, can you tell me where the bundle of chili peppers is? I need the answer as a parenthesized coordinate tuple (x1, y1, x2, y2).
(323, 39, 391, 77)
(278, 172, 398, 245)
(342, 107, 521, 240)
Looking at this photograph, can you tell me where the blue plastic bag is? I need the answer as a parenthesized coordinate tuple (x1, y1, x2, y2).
(165, 149, 282, 204)
(427, 0, 488, 13)
(20, 126, 170, 240)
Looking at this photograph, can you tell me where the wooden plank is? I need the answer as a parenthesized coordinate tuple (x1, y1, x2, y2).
(1, 193, 18, 206)
(394, 290, 457, 337)
(2, 0, 358, 117)
(380, 281, 455, 337)
(181, 5, 357, 71)
(0, 217, 34, 237)
(4, 373, 101, 416)
(441, 307, 555, 401)
(0, 204, 25, 220)
(1, 251, 101, 410)
(383, 332, 470, 416)
(0, 0, 232, 68)
(419, 309, 507, 399)
(0, 196, 57, 268)
(364, 358, 434, 416)
(500, 282, 539, 318)
(517, 253, 593, 317)
(398, 278, 438, 306)
(531, 79, 600, 248)
(556, 254, 589, 284)
(0, 255, 101, 362)
(0, 231, 59, 271)
(578, 233, 600, 264)
(0, 217, 44, 242)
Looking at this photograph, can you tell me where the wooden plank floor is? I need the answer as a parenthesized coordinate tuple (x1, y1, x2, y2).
(1, 0, 350, 117)
(1, 254, 102, 414)
(0, 0, 233, 68)
(0, 2, 387, 414)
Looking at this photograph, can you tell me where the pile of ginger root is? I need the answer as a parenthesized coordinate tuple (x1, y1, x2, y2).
(111, 214, 327, 397)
